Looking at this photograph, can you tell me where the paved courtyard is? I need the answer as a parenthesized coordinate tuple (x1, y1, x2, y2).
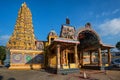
(0, 66, 120, 80)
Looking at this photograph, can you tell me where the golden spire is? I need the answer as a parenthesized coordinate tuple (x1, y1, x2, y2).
(22, 2, 27, 7)
(7, 2, 36, 50)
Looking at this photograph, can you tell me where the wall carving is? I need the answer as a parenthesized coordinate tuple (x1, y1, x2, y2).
(60, 25, 75, 39)
(12, 53, 22, 63)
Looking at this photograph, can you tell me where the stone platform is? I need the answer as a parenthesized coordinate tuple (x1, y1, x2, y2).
(46, 67, 80, 74)
(82, 64, 112, 70)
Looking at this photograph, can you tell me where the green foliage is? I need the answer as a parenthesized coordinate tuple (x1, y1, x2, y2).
(116, 41, 120, 51)
(0, 46, 6, 61)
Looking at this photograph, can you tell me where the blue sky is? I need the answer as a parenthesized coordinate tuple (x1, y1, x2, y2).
(0, 0, 120, 48)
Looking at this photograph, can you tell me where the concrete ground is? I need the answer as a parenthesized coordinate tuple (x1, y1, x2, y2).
(0, 66, 120, 80)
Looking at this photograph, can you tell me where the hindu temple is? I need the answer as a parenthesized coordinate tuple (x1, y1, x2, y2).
(6, 2, 114, 74)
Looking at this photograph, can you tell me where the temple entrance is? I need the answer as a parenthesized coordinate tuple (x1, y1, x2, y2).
(77, 27, 113, 70)
(77, 29, 100, 65)
(68, 53, 74, 63)
(78, 30, 100, 50)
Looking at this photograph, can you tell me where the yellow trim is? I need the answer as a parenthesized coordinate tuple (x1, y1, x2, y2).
(70, 63, 76, 68)
(9, 64, 43, 70)
(63, 65, 69, 69)
(10, 49, 44, 53)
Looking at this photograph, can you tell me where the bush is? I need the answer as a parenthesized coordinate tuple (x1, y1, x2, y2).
(0, 46, 6, 63)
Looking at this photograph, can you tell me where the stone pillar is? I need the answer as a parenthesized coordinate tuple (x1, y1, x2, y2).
(108, 48, 111, 66)
(56, 45, 60, 69)
(61, 51, 63, 66)
(62, 51, 65, 66)
(90, 51, 92, 64)
(98, 48, 102, 66)
(79, 52, 81, 65)
(65, 49, 68, 66)
(74, 44, 78, 67)
(81, 51, 84, 66)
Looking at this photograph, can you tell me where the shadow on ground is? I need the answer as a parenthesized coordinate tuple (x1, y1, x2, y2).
(0, 75, 16, 80)
(0, 76, 3, 80)
(7, 78, 16, 80)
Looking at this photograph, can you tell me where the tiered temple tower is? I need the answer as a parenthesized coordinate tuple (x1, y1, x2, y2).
(7, 2, 36, 50)
(6, 2, 44, 70)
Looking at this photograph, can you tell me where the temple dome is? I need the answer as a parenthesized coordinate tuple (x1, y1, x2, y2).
(48, 29, 57, 36)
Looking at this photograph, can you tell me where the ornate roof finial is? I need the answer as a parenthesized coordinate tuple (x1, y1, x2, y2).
(48, 29, 57, 36)
(85, 22, 91, 28)
(66, 17, 70, 24)
(22, 2, 27, 7)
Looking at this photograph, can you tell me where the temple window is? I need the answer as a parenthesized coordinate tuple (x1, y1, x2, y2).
(51, 38, 54, 43)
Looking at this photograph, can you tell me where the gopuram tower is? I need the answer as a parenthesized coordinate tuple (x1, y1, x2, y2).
(6, 2, 44, 70)
(7, 2, 36, 50)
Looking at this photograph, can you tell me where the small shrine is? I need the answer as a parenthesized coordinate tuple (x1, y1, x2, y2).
(45, 18, 80, 74)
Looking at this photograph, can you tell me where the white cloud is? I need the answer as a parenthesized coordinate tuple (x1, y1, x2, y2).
(96, 12, 109, 18)
(99, 18, 120, 36)
(0, 35, 10, 45)
(96, 9, 120, 18)
(0, 35, 10, 40)
(112, 9, 120, 14)
(101, 12, 109, 16)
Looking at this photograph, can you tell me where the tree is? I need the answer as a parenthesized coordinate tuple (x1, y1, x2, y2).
(116, 41, 120, 51)
(0, 46, 6, 62)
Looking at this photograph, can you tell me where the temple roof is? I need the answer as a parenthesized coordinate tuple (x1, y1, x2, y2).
(49, 38, 80, 50)
(62, 24, 75, 27)
(100, 41, 114, 49)
(54, 38, 80, 44)
(48, 29, 57, 37)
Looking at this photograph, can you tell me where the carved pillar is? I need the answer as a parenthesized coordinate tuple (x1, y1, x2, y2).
(65, 49, 68, 66)
(56, 45, 60, 69)
(81, 51, 84, 66)
(79, 52, 81, 65)
(90, 51, 92, 64)
(62, 51, 65, 66)
(108, 48, 111, 66)
(74, 44, 78, 67)
(61, 51, 63, 66)
(98, 48, 102, 66)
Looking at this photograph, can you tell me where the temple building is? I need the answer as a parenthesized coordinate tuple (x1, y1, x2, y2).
(6, 2, 114, 74)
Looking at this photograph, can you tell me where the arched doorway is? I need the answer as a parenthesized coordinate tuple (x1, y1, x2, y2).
(77, 28, 101, 67)
(78, 29, 100, 51)
(76, 27, 113, 70)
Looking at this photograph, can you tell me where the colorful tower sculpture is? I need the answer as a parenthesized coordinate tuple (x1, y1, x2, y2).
(60, 18, 75, 39)
(7, 2, 36, 50)
(6, 2, 44, 70)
